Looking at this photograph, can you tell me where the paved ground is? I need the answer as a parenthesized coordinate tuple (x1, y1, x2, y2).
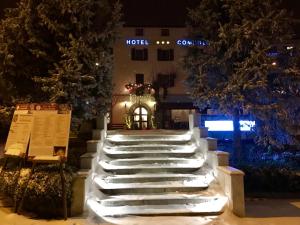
(0, 197, 299, 225)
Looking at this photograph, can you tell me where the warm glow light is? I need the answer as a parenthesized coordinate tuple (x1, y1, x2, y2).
(147, 101, 156, 107)
(161, 41, 165, 44)
(166, 41, 170, 45)
(272, 62, 277, 66)
(95, 62, 99, 66)
(156, 41, 160, 44)
(287, 46, 293, 50)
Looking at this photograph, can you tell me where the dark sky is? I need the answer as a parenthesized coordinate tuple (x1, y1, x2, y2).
(1, 0, 300, 33)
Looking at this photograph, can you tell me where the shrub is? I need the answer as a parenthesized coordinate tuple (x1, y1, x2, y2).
(0, 163, 73, 218)
(239, 165, 300, 194)
(0, 106, 12, 139)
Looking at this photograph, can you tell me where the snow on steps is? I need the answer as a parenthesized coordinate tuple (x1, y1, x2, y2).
(87, 130, 228, 217)
(87, 194, 227, 216)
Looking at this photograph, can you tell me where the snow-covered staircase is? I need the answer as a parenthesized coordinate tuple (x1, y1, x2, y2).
(86, 130, 228, 217)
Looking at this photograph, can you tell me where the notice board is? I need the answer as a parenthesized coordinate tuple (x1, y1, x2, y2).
(4, 103, 71, 162)
(4, 104, 33, 157)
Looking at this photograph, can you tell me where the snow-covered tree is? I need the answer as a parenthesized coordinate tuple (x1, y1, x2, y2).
(0, 0, 121, 129)
(184, 0, 300, 160)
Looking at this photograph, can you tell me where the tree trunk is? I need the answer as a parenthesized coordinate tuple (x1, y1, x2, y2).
(233, 109, 242, 163)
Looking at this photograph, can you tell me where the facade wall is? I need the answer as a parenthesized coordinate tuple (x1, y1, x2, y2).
(111, 26, 196, 128)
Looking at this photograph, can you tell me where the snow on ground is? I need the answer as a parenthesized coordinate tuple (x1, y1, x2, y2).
(1, 197, 300, 225)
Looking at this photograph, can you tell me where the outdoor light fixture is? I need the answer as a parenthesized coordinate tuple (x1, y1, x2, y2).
(272, 62, 277, 66)
(286, 46, 293, 50)
(95, 62, 99, 66)
(156, 40, 171, 45)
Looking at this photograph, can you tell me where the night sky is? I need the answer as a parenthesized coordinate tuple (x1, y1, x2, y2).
(1, 0, 300, 34)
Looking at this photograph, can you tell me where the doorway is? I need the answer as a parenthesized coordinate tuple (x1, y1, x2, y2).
(133, 106, 148, 129)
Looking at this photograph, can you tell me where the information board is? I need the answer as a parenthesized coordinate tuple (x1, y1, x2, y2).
(28, 104, 71, 162)
(4, 103, 71, 162)
(4, 108, 33, 157)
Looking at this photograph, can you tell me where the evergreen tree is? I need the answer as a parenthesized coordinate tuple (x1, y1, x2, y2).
(0, 0, 121, 129)
(184, 0, 300, 160)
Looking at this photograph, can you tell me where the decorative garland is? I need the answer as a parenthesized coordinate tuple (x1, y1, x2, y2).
(125, 83, 154, 96)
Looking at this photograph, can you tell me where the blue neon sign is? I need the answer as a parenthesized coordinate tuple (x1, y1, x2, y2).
(176, 39, 208, 46)
(204, 120, 255, 132)
(126, 39, 149, 46)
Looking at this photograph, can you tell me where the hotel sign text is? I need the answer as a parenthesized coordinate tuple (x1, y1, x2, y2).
(126, 39, 150, 46)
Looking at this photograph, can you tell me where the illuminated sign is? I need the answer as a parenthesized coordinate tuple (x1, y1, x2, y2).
(204, 120, 255, 132)
(126, 39, 149, 46)
(176, 39, 208, 46)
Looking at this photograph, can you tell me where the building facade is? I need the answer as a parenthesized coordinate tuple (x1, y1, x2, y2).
(110, 26, 206, 129)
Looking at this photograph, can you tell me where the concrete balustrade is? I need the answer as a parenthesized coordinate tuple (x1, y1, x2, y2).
(199, 137, 218, 152)
(207, 150, 229, 174)
(92, 129, 101, 140)
(190, 113, 245, 217)
(217, 166, 245, 217)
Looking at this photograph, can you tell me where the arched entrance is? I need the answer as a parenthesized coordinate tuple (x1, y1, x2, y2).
(133, 106, 148, 129)
(128, 103, 152, 129)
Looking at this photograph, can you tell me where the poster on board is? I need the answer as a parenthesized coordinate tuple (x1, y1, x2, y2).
(28, 104, 71, 162)
(4, 106, 33, 157)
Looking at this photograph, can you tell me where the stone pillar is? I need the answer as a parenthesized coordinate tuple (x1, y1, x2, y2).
(70, 171, 89, 216)
(217, 166, 245, 217)
(96, 116, 104, 130)
(207, 150, 229, 175)
(189, 113, 199, 130)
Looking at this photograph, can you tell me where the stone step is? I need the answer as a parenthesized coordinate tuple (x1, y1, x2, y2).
(103, 147, 196, 158)
(87, 195, 227, 216)
(107, 139, 192, 146)
(104, 144, 196, 151)
(99, 158, 204, 174)
(106, 134, 192, 146)
(93, 174, 211, 194)
(107, 133, 192, 140)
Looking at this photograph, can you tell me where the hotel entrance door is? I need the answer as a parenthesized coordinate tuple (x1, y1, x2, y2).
(133, 106, 148, 129)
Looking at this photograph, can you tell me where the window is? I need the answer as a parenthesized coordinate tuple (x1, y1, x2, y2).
(161, 28, 170, 36)
(131, 48, 148, 61)
(136, 74, 144, 84)
(135, 28, 144, 36)
(157, 49, 174, 61)
(157, 73, 176, 87)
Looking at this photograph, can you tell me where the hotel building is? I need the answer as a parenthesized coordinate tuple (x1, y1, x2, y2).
(110, 26, 207, 129)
